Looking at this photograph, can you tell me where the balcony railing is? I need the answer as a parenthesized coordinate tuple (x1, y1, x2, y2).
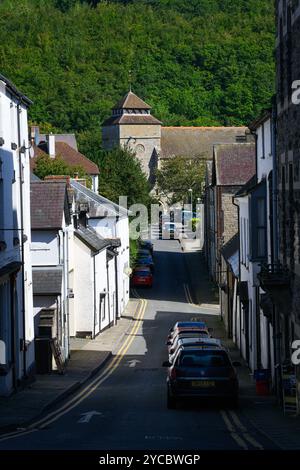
(258, 263, 291, 289)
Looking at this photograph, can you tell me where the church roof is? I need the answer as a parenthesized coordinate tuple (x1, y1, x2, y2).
(102, 113, 162, 126)
(113, 91, 151, 110)
(160, 127, 250, 160)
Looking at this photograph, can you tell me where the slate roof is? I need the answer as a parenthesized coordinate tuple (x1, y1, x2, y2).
(30, 181, 69, 229)
(234, 175, 258, 197)
(71, 180, 129, 217)
(30, 172, 41, 182)
(214, 143, 256, 186)
(75, 225, 111, 253)
(102, 114, 162, 126)
(39, 133, 78, 150)
(221, 234, 239, 278)
(31, 142, 99, 176)
(160, 127, 249, 160)
(32, 267, 62, 295)
(113, 91, 151, 110)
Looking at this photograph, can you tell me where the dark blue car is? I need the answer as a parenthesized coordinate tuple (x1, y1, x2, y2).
(163, 345, 240, 409)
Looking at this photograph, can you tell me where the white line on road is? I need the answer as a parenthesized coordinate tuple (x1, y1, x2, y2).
(77, 411, 103, 424)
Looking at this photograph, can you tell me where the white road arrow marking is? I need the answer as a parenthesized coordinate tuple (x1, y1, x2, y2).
(78, 411, 103, 424)
(127, 359, 141, 368)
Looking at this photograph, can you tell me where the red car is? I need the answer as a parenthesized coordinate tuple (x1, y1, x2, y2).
(132, 266, 153, 287)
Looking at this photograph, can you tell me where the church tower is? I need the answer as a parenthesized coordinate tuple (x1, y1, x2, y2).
(102, 91, 162, 183)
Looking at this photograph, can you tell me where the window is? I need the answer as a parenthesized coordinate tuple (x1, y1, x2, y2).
(250, 182, 267, 261)
(262, 123, 265, 159)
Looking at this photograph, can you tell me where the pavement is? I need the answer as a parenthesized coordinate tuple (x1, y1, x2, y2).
(0, 298, 141, 433)
(0, 239, 300, 450)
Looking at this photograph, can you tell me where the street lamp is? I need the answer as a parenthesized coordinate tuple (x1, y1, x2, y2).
(188, 188, 193, 211)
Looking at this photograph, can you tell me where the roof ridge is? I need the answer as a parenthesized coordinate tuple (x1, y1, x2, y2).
(162, 126, 248, 129)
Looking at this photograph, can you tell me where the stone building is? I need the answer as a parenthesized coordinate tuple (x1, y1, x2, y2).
(266, 0, 300, 404)
(102, 91, 162, 185)
(102, 90, 251, 187)
(204, 143, 256, 284)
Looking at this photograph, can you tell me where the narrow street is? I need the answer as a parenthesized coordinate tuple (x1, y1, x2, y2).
(0, 240, 279, 450)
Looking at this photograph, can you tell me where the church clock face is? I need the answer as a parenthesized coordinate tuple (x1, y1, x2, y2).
(135, 143, 145, 154)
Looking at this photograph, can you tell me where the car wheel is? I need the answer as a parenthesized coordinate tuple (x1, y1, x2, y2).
(167, 390, 176, 409)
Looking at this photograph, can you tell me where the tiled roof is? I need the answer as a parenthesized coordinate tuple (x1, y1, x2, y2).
(32, 267, 62, 295)
(160, 127, 249, 160)
(102, 114, 162, 126)
(31, 142, 99, 176)
(214, 143, 256, 186)
(71, 180, 129, 217)
(55, 142, 99, 175)
(75, 226, 110, 252)
(113, 91, 151, 110)
(30, 181, 69, 229)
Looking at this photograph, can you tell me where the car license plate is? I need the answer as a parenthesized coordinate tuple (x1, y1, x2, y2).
(191, 380, 215, 388)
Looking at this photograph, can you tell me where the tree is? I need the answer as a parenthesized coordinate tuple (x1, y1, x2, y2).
(34, 154, 89, 182)
(156, 156, 206, 206)
(95, 147, 151, 208)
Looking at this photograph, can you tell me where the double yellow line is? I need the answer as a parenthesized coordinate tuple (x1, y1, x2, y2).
(221, 410, 264, 450)
(184, 283, 198, 307)
(0, 299, 147, 442)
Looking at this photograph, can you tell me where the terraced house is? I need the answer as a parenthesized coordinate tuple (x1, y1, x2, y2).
(273, 0, 300, 395)
(0, 74, 34, 395)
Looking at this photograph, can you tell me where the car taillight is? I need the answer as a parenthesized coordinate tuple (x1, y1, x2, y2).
(170, 367, 177, 380)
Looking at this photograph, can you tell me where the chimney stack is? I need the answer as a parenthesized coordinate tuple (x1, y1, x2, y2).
(47, 134, 56, 158)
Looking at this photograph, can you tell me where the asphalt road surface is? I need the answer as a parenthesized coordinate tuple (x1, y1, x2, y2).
(0, 240, 278, 450)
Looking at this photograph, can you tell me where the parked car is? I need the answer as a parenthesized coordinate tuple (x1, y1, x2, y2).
(136, 254, 154, 272)
(131, 266, 153, 287)
(139, 239, 153, 255)
(169, 321, 208, 334)
(169, 337, 222, 360)
(162, 345, 240, 409)
(167, 322, 211, 342)
(166, 329, 211, 353)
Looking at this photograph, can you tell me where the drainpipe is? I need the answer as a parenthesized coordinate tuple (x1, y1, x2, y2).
(106, 255, 111, 327)
(272, 97, 282, 402)
(114, 251, 119, 325)
(16, 98, 27, 381)
(232, 196, 242, 357)
(93, 255, 96, 338)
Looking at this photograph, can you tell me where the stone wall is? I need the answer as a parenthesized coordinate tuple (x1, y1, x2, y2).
(276, 4, 300, 332)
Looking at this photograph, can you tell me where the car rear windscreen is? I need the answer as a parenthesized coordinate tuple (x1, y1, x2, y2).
(179, 351, 230, 367)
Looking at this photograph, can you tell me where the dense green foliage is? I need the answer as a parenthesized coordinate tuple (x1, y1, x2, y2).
(0, 0, 275, 165)
(34, 154, 89, 182)
(156, 156, 206, 205)
(96, 147, 151, 207)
